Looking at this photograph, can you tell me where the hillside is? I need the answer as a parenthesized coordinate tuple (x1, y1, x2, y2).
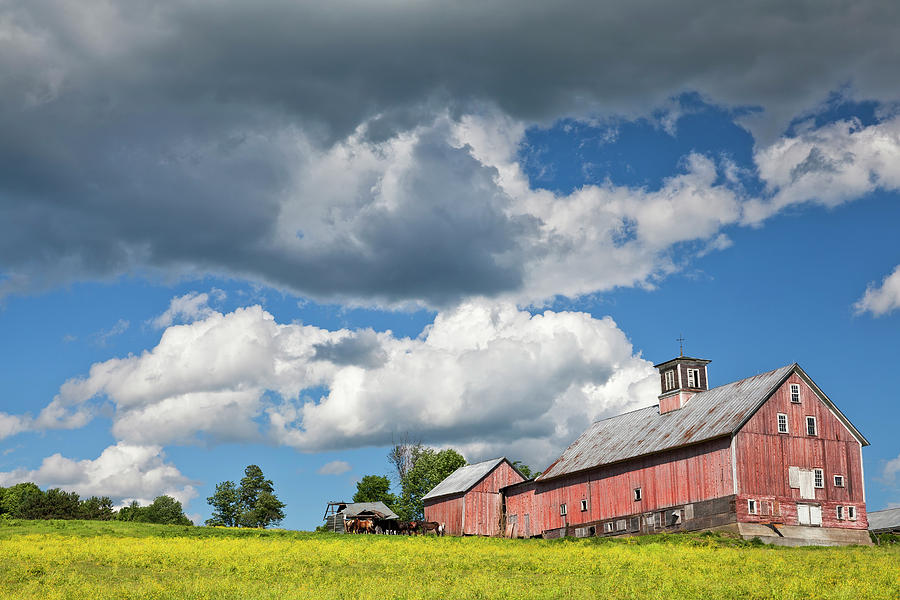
(1, 520, 897, 599)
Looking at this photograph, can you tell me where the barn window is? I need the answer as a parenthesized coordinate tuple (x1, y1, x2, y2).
(790, 384, 801, 403)
(633, 487, 642, 501)
(834, 475, 845, 487)
(616, 519, 627, 531)
(806, 416, 817, 436)
(747, 499, 758, 515)
(814, 469, 824, 488)
(687, 368, 699, 388)
(580, 499, 587, 512)
(664, 369, 676, 391)
(847, 506, 856, 520)
(559, 503, 567, 516)
(836, 505, 844, 520)
(604, 522, 615, 533)
(777, 413, 788, 433)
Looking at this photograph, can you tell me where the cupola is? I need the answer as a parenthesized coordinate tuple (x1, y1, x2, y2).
(654, 355, 711, 414)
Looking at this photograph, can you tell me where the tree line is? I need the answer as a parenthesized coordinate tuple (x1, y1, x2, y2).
(348, 437, 538, 522)
(0, 482, 191, 525)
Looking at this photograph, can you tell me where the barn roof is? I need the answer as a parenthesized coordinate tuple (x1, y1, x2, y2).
(423, 457, 511, 501)
(867, 507, 900, 532)
(339, 501, 399, 520)
(538, 363, 868, 481)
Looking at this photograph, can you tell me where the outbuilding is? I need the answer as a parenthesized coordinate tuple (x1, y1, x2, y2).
(423, 457, 526, 536)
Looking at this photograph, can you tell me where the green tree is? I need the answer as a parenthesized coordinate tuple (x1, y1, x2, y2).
(1, 482, 44, 518)
(80, 496, 115, 520)
(512, 461, 540, 479)
(117, 500, 144, 522)
(246, 490, 286, 528)
(396, 448, 466, 520)
(145, 495, 192, 525)
(352, 475, 397, 509)
(205, 481, 240, 527)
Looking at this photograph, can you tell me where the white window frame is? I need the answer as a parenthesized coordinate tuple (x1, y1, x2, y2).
(833, 475, 845, 487)
(777, 413, 788, 434)
(847, 505, 856, 521)
(664, 369, 675, 391)
(604, 522, 615, 533)
(806, 416, 817, 436)
(836, 505, 844, 520)
(747, 499, 757, 515)
(559, 503, 567, 516)
(687, 368, 699, 388)
(580, 499, 587, 512)
(790, 383, 801, 403)
(633, 487, 642, 502)
(814, 468, 824, 488)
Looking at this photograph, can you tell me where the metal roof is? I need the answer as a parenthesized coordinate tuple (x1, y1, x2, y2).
(539, 364, 799, 481)
(339, 501, 399, 520)
(867, 507, 900, 532)
(422, 457, 507, 501)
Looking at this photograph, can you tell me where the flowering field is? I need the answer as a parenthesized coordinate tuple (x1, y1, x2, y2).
(1, 520, 897, 599)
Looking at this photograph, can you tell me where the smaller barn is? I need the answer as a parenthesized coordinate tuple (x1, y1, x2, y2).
(868, 507, 900, 535)
(323, 501, 400, 533)
(423, 457, 526, 536)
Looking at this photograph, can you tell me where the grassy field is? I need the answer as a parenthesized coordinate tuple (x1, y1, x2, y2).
(0, 519, 897, 599)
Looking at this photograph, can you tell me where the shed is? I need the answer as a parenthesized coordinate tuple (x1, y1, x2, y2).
(423, 457, 526, 536)
(868, 507, 900, 534)
(322, 501, 399, 533)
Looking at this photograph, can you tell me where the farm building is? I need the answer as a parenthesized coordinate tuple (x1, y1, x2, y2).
(425, 356, 871, 546)
(867, 507, 900, 534)
(322, 501, 399, 533)
(423, 458, 526, 536)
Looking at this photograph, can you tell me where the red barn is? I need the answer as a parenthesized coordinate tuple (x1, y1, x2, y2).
(428, 356, 871, 546)
(423, 457, 525, 536)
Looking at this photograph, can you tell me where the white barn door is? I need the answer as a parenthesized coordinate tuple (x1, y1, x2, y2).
(797, 504, 810, 525)
(809, 505, 822, 526)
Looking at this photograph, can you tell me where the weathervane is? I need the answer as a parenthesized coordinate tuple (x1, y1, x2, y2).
(677, 334, 685, 357)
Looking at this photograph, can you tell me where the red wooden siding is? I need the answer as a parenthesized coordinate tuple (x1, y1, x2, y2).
(506, 437, 733, 536)
(424, 460, 524, 536)
(735, 373, 867, 529)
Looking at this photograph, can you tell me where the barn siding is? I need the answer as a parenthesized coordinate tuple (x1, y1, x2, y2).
(735, 374, 868, 529)
(506, 437, 733, 536)
(423, 493, 465, 536)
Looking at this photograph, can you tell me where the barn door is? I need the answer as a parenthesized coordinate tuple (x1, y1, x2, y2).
(798, 470, 815, 499)
(797, 504, 811, 525)
(809, 505, 822, 526)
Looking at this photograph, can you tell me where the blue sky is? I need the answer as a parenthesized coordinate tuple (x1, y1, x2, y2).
(1, 2, 899, 530)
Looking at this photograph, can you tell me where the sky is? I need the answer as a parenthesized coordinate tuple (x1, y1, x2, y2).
(1, 1, 899, 530)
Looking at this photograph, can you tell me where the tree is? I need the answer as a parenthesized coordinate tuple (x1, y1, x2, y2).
(396, 448, 466, 520)
(352, 475, 397, 509)
(387, 434, 424, 487)
(208, 465, 286, 528)
(247, 491, 286, 528)
(205, 481, 240, 527)
(116, 500, 143, 522)
(512, 461, 540, 479)
(1, 482, 42, 517)
(80, 496, 115, 520)
(145, 495, 192, 525)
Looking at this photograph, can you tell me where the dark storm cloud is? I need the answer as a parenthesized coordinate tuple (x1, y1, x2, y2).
(1, 0, 899, 304)
(312, 330, 387, 368)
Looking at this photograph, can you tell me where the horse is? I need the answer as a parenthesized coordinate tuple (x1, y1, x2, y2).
(357, 518, 375, 534)
(344, 518, 358, 534)
(419, 521, 441, 536)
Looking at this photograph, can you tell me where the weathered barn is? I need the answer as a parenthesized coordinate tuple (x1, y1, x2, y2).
(423, 458, 526, 536)
(867, 507, 900, 534)
(427, 356, 871, 546)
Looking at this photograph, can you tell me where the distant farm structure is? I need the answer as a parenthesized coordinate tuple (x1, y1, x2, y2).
(425, 356, 872, 546)
(322, 501, 444, 535)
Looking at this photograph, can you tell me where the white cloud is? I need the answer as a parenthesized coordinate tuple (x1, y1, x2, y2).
(152, 291, 221, 328)
(40, 299, 657, 468)
(91, 319, 130, 347)
(318, 460, 352, 476)
(854, 265, 900, 317)
(0, 442, 196, 506)
(883, 453, 900, 483)
(0, 413, 30, 440)
(746, 116, 900, 224)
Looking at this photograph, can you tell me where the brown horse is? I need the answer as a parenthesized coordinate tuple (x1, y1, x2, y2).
(419, 521, 442, 536)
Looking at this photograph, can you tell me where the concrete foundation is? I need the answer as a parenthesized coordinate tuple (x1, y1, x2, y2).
(736, 522, 872, 546)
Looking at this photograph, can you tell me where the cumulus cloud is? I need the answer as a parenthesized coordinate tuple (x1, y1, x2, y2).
(746, 116, 900, 224)
(38, 301, 657, 467)
(318, 461, 352, 476)
(883, 453, 900, 483)
(0, 413, 30, 440)
(152, 290, 222, 328)
(0, 2, 898, 306)
(854, 265, 900, 317)
(0, 442, 196, 506)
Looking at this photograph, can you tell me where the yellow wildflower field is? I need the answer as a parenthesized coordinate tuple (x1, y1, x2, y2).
(0, 520, 897, 599)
